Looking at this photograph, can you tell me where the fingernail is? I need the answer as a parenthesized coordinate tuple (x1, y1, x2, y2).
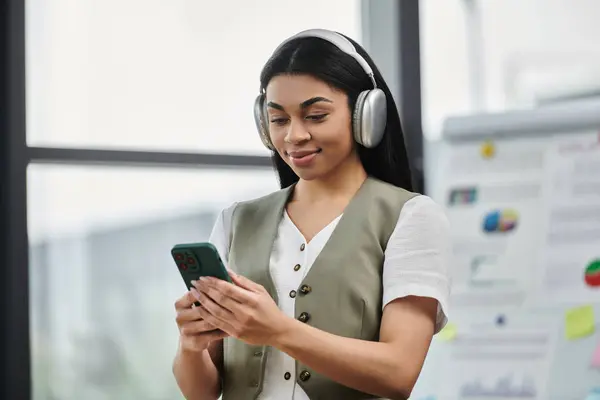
(190, 280, 197, 285)
(190, 288, 201, 300)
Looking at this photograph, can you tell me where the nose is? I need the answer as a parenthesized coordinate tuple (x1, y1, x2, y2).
(284, 119, 311, 144)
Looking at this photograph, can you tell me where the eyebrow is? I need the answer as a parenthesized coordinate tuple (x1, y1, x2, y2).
(267, 96, 333, 111)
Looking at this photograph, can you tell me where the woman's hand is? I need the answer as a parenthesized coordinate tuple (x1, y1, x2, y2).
(191, 271, 291, 346)
(174, 291, 228, 352)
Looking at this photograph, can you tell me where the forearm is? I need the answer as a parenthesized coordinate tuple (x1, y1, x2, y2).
(272, 319, 414, 399)
(172, 345, 221, 400)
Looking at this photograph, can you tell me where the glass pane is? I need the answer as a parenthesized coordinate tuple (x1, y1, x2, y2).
(420, 0, 600, 139)
(25, 0, 361, 154)
(28, 165, 278, 400)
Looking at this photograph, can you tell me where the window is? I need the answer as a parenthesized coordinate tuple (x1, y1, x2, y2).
(420, 0, 600, 139)
(28, 165, 277, 399)
(25, 0, 361, 154)
(5, 1, 388, 398)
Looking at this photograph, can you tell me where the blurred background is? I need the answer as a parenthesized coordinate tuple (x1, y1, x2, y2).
(2, 0, 600, 399)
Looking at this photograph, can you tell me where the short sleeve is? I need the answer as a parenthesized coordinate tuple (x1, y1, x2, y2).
(208, 202, 238, 268)
(382, 195, 451, 333)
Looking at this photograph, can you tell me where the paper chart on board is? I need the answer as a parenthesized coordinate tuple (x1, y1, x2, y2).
(533, 131, 600, 305)
(438, 326, 556, 400)
(438, 138, 549, 308)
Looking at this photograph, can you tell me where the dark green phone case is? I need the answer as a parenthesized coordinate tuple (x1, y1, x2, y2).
(171, 242, 231, 291)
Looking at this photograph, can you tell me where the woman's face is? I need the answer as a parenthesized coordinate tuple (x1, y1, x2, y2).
(265, 74, 357, 181)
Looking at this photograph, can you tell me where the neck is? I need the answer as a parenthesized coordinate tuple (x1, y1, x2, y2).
(293, 156, 368, 203)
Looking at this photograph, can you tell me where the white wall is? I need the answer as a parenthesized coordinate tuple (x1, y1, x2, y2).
(420, 0, 600, 139)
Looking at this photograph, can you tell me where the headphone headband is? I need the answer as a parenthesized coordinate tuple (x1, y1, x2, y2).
(255, 29, 387, 151)
(272, 29, 377, 89)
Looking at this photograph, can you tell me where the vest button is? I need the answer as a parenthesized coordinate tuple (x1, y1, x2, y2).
(300, 243, 306, 251)
(299, 370, 311, 381)
(298, 312, 310, 323)
(284, 372, 291, 380)
(253, 351, 263, 357)
(289, 290, 297, 298)
(250, 380, 259, 387)
(299, 284, 312, 295)
(293, 264, 301, 271)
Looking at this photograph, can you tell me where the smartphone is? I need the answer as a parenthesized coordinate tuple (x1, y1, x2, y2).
(171, 242, 231, 292)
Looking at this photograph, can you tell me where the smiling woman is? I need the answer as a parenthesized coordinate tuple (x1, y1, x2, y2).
(172, 29, 451, 400)
(267, 75, 350, 175)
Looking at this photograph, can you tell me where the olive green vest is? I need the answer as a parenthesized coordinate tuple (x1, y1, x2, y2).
(222, 177, 416, 400)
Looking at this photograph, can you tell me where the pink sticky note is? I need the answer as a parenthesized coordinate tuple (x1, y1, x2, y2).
(592, 339, 600, 369)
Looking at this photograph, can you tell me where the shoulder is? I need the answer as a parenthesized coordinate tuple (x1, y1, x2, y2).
(396, 195, 449, 229)
(386, 194, 451, 255)
(388, 194, 451, 251)
(227, 186, 291, 223)
(209, 187, 290, 262)
(215, 202, 239, 231)
(232, 187, 290, 210)
(365, 178, 419, 237)
(367, 177, 417, 202)
(208, 202, 239, 263)
(215, 186, 292, 231)
(383, 195, 451, 332)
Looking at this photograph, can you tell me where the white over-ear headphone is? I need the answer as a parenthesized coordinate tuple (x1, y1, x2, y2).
(253, 29, 387, 151)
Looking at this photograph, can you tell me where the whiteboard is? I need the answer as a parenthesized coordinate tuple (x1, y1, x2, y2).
(413, 100, 600, 400)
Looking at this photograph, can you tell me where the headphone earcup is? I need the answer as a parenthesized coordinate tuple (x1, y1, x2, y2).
(352, 89, 387, 148)
(253, 94, 274, 150)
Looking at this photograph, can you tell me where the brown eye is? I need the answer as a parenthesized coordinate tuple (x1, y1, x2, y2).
(270, 118, 288, 126)
(306, 114, 327, 121)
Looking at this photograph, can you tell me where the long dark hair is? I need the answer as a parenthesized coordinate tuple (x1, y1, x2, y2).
(259, 32, 413, 192)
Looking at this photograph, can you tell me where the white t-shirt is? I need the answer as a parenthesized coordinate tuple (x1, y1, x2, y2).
(209, 194, 451, 400)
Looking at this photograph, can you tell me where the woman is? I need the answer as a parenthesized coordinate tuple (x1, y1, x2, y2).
(173, 29, 451, 400)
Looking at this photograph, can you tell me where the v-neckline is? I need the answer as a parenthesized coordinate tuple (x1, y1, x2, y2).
(243, 176, 375, 306)
(283, 209, 343, 246)
(281, 177, 371, 245)
(294, 177, 376, 290)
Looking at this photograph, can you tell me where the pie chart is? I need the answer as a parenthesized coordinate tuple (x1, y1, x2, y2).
(482, 209, 519, 233)
(584, 259, 600, 287)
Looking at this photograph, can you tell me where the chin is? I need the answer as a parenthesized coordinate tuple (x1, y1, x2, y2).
(287, 163, 329, 181)
(293, 169, 323, 181)
(287, 159, 342, 182)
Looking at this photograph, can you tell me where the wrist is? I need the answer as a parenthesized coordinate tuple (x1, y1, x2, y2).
(269, 315, 300, 349)
(178, 339, 209, 356)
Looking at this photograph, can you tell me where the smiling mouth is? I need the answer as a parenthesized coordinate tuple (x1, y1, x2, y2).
(287, 149, 322, 159)
(286, 149, 322, 167)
